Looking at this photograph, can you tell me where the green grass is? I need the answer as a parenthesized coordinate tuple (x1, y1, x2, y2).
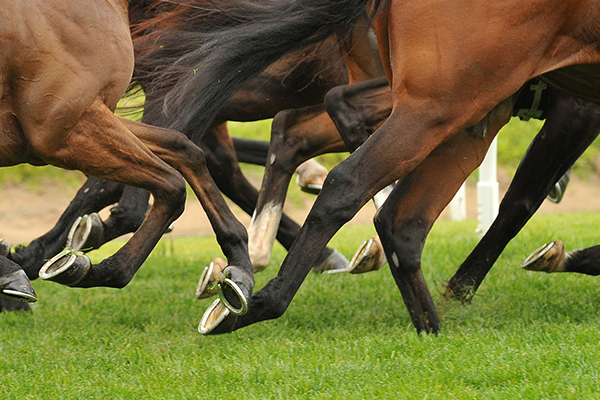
(3, 212, 600, 399)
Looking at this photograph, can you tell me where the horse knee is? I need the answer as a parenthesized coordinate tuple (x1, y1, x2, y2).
(270, 110, 312, 172)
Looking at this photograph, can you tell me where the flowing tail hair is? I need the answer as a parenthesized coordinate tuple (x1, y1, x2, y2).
(135, 0, 383, 142)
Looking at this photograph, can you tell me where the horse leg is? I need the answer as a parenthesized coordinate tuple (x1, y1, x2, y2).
(248, 104, 349, 272)
(36, 101, 188, 291)
(117, 117, 254, 316)
(7, 176, 125, 280)
(202, 84, 495, 334)
(446, 90, 600, 300)
(369, 98, 513, 332)
(96, 186, 151, 245)
(324, 76, 393, 272)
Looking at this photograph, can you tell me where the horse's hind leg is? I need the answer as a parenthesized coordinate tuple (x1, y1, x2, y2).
(37, 101, 187, 289)
(446, 91, 600, 299)
(370, 99, 514, 332)
(118, 117, 253, 316)
(248, 104, 349, 272)
(522, 242, 600, 275)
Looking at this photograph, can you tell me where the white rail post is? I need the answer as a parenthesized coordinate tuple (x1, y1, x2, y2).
(476, 136, 499, 236)
(449, 183, 467, 221)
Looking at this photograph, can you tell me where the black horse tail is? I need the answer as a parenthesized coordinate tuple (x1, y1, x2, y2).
(140, 0, 383, 142)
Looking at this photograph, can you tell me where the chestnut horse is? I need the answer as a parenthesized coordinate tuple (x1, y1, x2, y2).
(0, 0, 252, 311)
(141, 0, 600, 334)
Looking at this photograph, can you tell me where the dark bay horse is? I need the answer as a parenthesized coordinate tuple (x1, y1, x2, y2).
(0, 0, 252, 311)
(142, 0, 600, 334)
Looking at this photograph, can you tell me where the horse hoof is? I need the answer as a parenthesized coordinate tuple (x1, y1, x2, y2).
(296, 159, 328, 195)
(195, 257, 227, 299)
(66, 213, 104, 250)
(316, 249, 349, 274)
(547, 170, 570, 204)
(0, 269, 37, 303)
(198, 299, 238, 335)
(348, 236, 387, 274)
(217, 266, 254, 316)
(39, 248, 91, 286)
(521, 241, 566, 273)
(0, 239, 11, 258)
(299, 182, 323, 195)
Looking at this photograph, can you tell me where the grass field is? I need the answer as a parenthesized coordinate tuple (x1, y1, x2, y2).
(2, 212, 600, 399)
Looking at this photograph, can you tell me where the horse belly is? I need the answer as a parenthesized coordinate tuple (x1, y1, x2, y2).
(541, 64, 600, 105)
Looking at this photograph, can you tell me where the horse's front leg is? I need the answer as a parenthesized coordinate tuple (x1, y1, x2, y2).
(202, 86, 493, 334)
(9, 176, 124, 280)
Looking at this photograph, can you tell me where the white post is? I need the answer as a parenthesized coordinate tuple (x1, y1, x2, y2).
(449, 183, 467, 221)
(477, 136, 499, 236)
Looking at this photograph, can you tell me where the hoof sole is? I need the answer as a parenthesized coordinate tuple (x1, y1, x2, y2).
(198, 299, 237, 335)
(348, 237, 386, 274)
(217, 266, 254, 316)
(66, 213, 104, 251)
(195, 258, 226, 299)
(39, 248, 91, 286)
(521, 241, 565, 273)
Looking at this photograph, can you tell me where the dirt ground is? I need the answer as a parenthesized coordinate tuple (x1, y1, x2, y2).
(1, 170, 600, 245)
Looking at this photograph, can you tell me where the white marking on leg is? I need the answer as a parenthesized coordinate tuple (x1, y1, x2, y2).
(248, 201, 283, 271)
(391, 252, 399, 268)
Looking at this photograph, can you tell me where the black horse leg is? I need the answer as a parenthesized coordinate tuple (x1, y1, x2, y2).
(9, 176, 124, 279)
(446, 89, 600, 301)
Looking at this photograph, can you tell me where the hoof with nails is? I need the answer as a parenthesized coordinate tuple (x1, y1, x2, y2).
(217, 266, 254, 316)
(198, 298, 238, 335)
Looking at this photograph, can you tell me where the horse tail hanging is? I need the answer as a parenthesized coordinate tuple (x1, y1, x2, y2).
(136, 0, 383, 142)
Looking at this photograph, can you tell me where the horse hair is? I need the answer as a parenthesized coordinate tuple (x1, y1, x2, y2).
(130, 0, 383, 142)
